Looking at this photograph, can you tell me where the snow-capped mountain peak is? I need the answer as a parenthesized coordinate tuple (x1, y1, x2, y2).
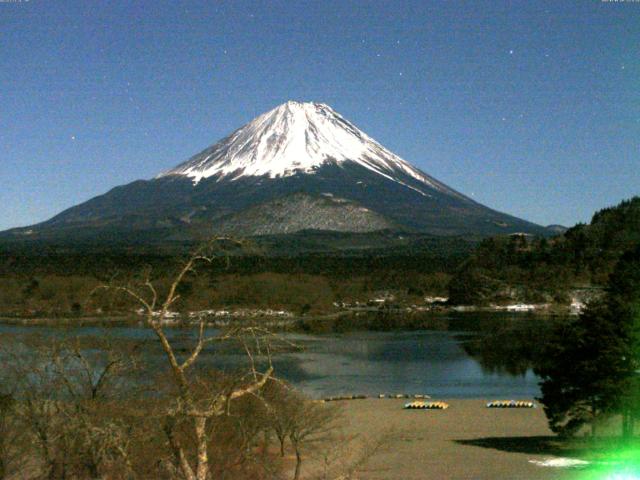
(159, 101, 453, 196)
(8, 101, 548, 240)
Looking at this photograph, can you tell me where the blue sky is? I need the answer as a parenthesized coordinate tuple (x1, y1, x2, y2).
(1, 0, 638, 230)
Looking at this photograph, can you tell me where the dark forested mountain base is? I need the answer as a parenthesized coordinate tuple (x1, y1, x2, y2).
(448, 197, 640, 305)
(0, 233, 474, 318)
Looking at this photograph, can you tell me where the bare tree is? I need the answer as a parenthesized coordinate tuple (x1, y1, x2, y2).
(93, 240, 278, 480)
(312, 431, 391, 480)
(259, 381, 341, 480)
(262, 382, 384, 480)
(0, 239, 366, 479)
(287, 398, 340, 480)
(261, 380, 296, 458)
(0, 392, 18, 479)
(0, 333, 142, 480)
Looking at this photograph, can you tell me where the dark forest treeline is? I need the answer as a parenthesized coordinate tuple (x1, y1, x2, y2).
(448, 197, 640, 305)
(0, 248, 471, 278)
(3, 196, 639, 317)
(0, 236, 473, 317)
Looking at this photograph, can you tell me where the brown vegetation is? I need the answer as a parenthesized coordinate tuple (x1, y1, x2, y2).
(0, 243, 381, 479)
(0, 270, 450, 319)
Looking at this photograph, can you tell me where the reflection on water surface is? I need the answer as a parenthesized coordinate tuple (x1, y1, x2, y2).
(0, 313, 561, 399)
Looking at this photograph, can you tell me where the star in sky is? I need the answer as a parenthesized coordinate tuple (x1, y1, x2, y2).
(1, 0, 636, 232)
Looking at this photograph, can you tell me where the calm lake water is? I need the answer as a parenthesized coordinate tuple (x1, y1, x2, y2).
(0, 313, 556, 399)
(271, 330, 542, 399)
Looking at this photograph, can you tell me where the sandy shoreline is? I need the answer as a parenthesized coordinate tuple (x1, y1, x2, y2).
(336, 399, 584, 480)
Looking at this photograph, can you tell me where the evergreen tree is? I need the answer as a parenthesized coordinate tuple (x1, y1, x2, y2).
(536, 245, 640, 437)
(536, 301, 625, 436)
(606, 246, 640, 437)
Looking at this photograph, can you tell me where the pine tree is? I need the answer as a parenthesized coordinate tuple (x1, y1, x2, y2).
(536, 301, 625, 436)
(606, 246, 640, 438)
(536, 245, 640, 437)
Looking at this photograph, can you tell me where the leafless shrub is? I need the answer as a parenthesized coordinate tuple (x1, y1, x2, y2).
(92, 239, 290, 480)
(0, 239, 381, 480)
(0, 333, 143, 479)
(0, 391, 19, 479)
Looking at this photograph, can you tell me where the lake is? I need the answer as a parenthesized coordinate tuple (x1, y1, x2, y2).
(0, 313, 557, 399)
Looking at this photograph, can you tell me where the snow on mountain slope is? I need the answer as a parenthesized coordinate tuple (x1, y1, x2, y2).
(159, 101, 459, 198)
(0, 100, 549, 242)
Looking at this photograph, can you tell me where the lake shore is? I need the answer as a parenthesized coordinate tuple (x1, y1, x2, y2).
(0, 307, 569, 332)
(336, 398, 584, 480)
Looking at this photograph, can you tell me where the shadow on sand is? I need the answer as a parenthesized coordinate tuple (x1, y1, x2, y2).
(454, 436, 586, 457)
(456, 435, 640, 470)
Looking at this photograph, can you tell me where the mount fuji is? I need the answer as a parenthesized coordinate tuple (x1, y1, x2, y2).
(4, 101, 548, 243)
